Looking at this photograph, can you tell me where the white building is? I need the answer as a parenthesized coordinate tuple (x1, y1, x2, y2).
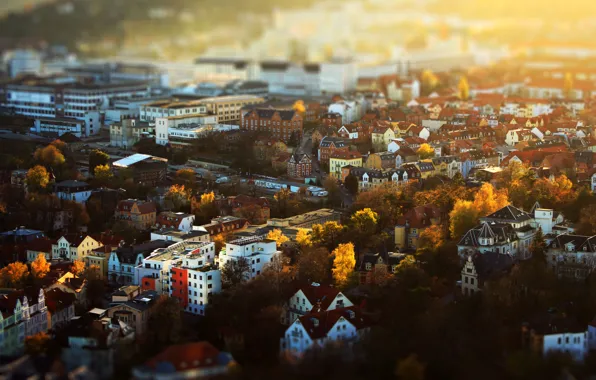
(154, 114, 220, 147)
(259, 60, 357, 96)
(526, 313, 588, 362)
(218, 236, 280, 279)
(194, 58, 258, 81)
(155, 212, 196, 233)
(280, 306, 370, 360)
(108, 240, 175, 285)
(51, 234, 102, 262)
(282, 283, 353, 326)
(32, 117, 89, 138)
(7, 49, 42, 78)
(328, 100, 363, 124)
(54, 180, 92, 203)
(139, 100, 208, 123)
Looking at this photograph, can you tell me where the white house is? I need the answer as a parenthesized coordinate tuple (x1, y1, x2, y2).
(328, 100, 362, 124)
(337, 125, 358, 140)
(54, 180, 92, 203)
(52, 234, 101, 261)
(282, 283, 354, 326)
(155, 211, 196, 233)
(527, 313, 588, 362)
(280, 306, 370, 360)
(218, 236, 280, 279)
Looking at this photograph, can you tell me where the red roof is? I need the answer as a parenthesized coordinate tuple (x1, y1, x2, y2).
(396, 205, 442, 229)
(298, 306, 370, 339)
(25, 237, 56, 253)
(145, 341, 223, 372)
(117, 199, 157, 214)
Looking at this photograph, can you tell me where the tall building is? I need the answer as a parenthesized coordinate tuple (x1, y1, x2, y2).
(218, 236, 280, 280)
(199, 95, 265, 124)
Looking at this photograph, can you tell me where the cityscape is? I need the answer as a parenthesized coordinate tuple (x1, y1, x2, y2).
(2, 0, 596, 378)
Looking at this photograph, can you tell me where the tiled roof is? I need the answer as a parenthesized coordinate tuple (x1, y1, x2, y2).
(396, 205, 442, 229)
(144, 341, 231, 372)
(25, 237, 56, 253)
(117, 199, 157, 214)
(298, 306, 370, 340)
(482, 205, 532, 223)
(298, 283, 341, 312)
(45, 288, 76, 313)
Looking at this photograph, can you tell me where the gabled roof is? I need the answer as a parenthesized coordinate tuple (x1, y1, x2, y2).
(297, 306, 370, 340)
(143, 341, 232, 373)
(117, 199, 157, 214)
(296, 283, 342, 312)
(481, 205, 532, 223)
(469, 251, 514, 285)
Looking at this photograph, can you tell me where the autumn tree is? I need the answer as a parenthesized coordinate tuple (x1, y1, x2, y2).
(89, 149, 110, 175)
(94, 164, 113, 184)
(221, 258, 251, 288)
(26, 165, 50, 192)
(34, 144, 65, 167)
(323, 176, 342, 207)
(417, 224, 444, 253)
(350, 208, 379, 249)
(25, 332, 51, 356)
(31, 253, 51, 279)
(311, 221, 345, 249)
(213, 234, 226, 253)
(71, 259, 86, 276)
(416, 143, 435, 159)
(194, 191, 218, 223)
(332, 243, 356, 287)
(175, 168, 196, 189)
(421, 69, 439, 94)
(296, 228, 312, 248)
(449, 200, 478, 239)
(472, 182, 509, 217)
(266, 228, 289, 248)
(297, 247, 331, 284)
(458, 76, 470, 100)
(576, 204, 596, 235)
(292, 99, 306, 114)
(0, 262, 30, 287)
(165, 184, 191, 211)
(564, 72, 574, 99)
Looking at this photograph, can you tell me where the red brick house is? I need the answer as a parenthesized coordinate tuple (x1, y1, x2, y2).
(242, 108, 303, 143)
(287, 153, 313, 178)
(320, 112, 342, 129)
(318, 137, 349, 165)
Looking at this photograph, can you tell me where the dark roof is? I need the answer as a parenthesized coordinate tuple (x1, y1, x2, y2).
(458, 222, 519, 248)
(320, 136, 347, 148)
(359, 252, 406, 270)
(481, 205, 532, 223)
(115, 240, 175, 264)
(298, 283, 341, 312)
(45, 288, 76, 313)
(298, 306, 370, 340)
(396, 205, 442, 229)
(143, 341, 230, 373)
(117, 199, 157, 214)
(25, 237, 57, 253)
(470, 251, 514, 285)
(54, 180, 89, 188)
(529, 310, 585, 335)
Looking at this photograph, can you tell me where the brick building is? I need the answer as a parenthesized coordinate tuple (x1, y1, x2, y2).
(320, 112, 342, 129)
(242, 108, 303, 143)
(287, 153, 313, 178)
(318, 136, 349, 165)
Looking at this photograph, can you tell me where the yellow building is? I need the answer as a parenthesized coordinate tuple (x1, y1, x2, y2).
(371, 127, 396, 152)
(365, 151, 396, 170)
(85, 246, 116, 280)
(202, 95, 265, 123)
(415, 161, 436, 179)
(330, 151, 363, 180)
(115, 199, 157, 230)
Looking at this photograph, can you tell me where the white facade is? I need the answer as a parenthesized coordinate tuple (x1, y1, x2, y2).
(218, 236, 280, 279)
(33, 117, 88, 137)
(154, 114, 219, 146)
(8, 49, 42, 78)
(51, 235, 102, 262)
(540, 331, 588, 362)
(328, 100, 362, 124)
(284, 287, 353, 326)
(139, 101, 207, 123)
(0, 289, 48, 357)
(108, 252, 145, 285)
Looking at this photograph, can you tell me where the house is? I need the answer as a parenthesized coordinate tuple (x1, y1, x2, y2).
(218, 236, 280, 280)
(59, 308, 135, 379)
(281, 282, 354, 326)
(113, 153, 168, 187)
(25, 237, 57, 262)
(524, 310, 588, 362)
(109, 240, 175, 285)
(150, 229, 210, 244)
(199, 216, 248, 237)
(431, 156, 461, 178)
(54, 180, 92, 203)
(458, 205, 537, 260)
(287, 153, 313, 178)
(371, 126, 396, 152)
(348, 167, 408, 191)
(460, 252, 514, 296)
(106, 290, 159, 337)
(400, 163, 422, 180)
(44, 288, 76, 330)
(280, 306, 371, 360)
(51, 234, 102, 262)
(415, 161, 436, 179)
(328, 100, 362, 124)
(318, 137, 349, 165)
(365, 151, 396, 170)
(395, 205, 442, 250)
(320, 112, 343, 129)
(0, 287, 48, 358)
(115, 199, 157, 230)
(86, 245, 115, 280)
(337, 124, 359, 140)
(132, 341, 236, 379)
(358, 252, 407, 284)
(545, 234, 596, 280)
(45, 272, 87, 305)
(156, 211, 196, 232)
(330, 151, 363, 180)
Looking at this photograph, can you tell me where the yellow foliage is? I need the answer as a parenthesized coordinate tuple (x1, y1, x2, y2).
(458, 76, 470, 100)
(421, 69, 439, 90)
(472, 183, 509, 217)
(266, 229, 289, 248)
(332, 243, 356, 286)
(449, 200, 478, 239)
(31, 253, 50, 279)
(200, 191, 215, 205)
(34, 144, 65, 167)
(26, 165, 50, 191)
(296, 228, 312, 248)
(416, 143, 435, 159)
(94, 164, 113, 181)
(292, 100, 306, 114)
(564, 72, 574, 98)
(0, 262, 30, 287)
(71, 260, 86, 276)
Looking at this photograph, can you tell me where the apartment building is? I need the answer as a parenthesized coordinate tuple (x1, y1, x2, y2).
(200, 95, 265, 123)
(139, 99, 208, 122)
(114, 199, 157, 230)
(109, 119, 153, 149)
(218, 236, 280, 279)
(241, 108, 303, 143)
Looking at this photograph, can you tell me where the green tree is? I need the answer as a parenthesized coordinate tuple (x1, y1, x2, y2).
(26, 165, 50, 192)
(89, 149, 110, 175)
(147, 295, 182, 347)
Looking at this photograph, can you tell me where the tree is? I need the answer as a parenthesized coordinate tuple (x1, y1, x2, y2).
(89, 149, 110, 175)
(31, 253, 50, 279)
(147, 295, 182, 347)
(213, 234, 226, 253)
(296, 228, 312, 248)
(416, 143, 435, 159)
(94, 164, 113, 184)
(529, 227, 547, 264)
(395, 354, 425, 380)
(34, 144, 65, 167)
(421, 69, 439, 94)
(26, 165, 50, 192)
(266, 228, 289, 248)
(331, 243, 356, 287)
(0, 262, 30, 287)
(311, 221, 345, 249)
(165, 184, 191, 211)
(171, 150, 188, 165)
(472, 182, 509, 217)
(24, 332, 50, 356)
(221, 258, 251, 288)
(175, 168, 195, 187)
(449, 200, 478, 239)
(458, 76, 470, 100)
(350, 208, 379, 249)
(323, 177, 342, 207)
(577, 204, 596, 235)
(344, 174, 359, 195)
(564, 72, 574, 99)
(71, 260, 86, 276)
(292, 99, 306, 114)
(417, 224, 444, 252)
(297, 247, 330, 284)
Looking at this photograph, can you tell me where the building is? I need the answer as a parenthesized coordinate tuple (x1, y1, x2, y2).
(0, 287, 48, 358)
(59, 308, 135, 379)
(106, 289, 159, 337)
(280, 306, 371, 360)
(115, 199, 157, 230)
(132, 341, 236, 379)
(51, 234, 102, 262)
(193, 79, 269, 98)
(365, 151, 396, 170)
(524, 311, 588, 362)
(65, 62, 167, 87)
(281, 282, 354, 326)
(7, 49, 42, 78)
(358, 252, 407, 284)
(32, 117, 87, 138)
(150, 229, 210, 244)
(199, 216, 249, 237)
(86, 245, 115, 280)
(457, 205, 537, 260)
(109, 240, 175, 285)
(287, 153, 312, 178)
(222, 195, 271, 225)
(218, 236, 280, 280)
(169, 242, 221, 316)
(545, 234, 596, 280)
(395, 205, 442, 250)
(328, 99, 363, 124)
(200, 95, 265, 124)
(242, 108, 303, 143)
(44, 288, 76, 330)
(371, 127, 396, 152)
(54, 180, 92, 203)
(318, 137, 349, 164)
(348, 167, 408, 192)
(330, 151, 363, 180)
(25, 237, 57, 262)
(135, 241, 218, 295)
(113, 154, 168, 186)
(156, 212, 196, 233)
(140, 99, 208, 123)
(460, 252, 514, 296)
(260, 60, 357, 96)
(110, 119, 153, 148)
